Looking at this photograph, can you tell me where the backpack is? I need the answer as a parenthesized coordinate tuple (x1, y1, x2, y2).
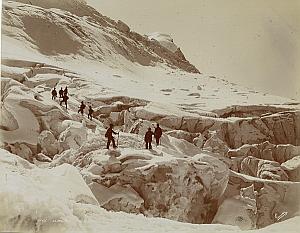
(155, 128, 162, 137)
(104, 129, 109, 138)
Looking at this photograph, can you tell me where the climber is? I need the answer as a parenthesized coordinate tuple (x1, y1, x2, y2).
(144, 127, 154, 149)
(154, 123, 162, 146)
(60, 93, 69, 109)
(88, 106, 94, 120)
(59, 87, 64, 98)
(78, 101, 86, 115)
(105, 124, 119, 149)
(64, 86, 68, 96)
(51, 87, 57, 100)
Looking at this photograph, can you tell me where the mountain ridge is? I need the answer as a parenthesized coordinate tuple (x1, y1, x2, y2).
(2, 0, 200, 73)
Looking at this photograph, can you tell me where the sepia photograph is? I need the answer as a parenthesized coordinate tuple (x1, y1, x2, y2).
(0, 0, 299, 232)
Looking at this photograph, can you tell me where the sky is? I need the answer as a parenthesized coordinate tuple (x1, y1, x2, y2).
(87, 0, 300, 100)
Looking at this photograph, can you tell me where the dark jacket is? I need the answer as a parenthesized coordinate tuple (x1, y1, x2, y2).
(64, 88, 68, 95)
(145, 131, 153, 142)
(52, 89, 57, 96)
(79, 103, 86, 110)
(105, 128, 117, 139)
(62, 95, 69, 102)
(154, 127, 162, 138)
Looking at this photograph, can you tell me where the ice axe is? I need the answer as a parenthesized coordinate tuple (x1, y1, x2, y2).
(116, 132, 120, 147)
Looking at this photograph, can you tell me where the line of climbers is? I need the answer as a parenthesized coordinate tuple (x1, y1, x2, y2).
(144, 123, 162, 149)
(105, 123, 162, 150)
(51, 88, 163, 150)
(51, 87, 69, 109)
(78, 101, 94, 120)
(51, 87, 94, 120)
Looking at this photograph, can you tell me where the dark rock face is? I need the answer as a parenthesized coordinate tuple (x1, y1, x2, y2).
(3, 0, 200, 74)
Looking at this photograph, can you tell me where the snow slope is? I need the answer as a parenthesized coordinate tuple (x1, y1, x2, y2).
(2, 0, 299, 114)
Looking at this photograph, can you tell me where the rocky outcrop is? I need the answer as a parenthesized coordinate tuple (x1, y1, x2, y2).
(3, 0, 200, 73)
(116, 20, 130, 33)
(174, 48, 187, 61)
